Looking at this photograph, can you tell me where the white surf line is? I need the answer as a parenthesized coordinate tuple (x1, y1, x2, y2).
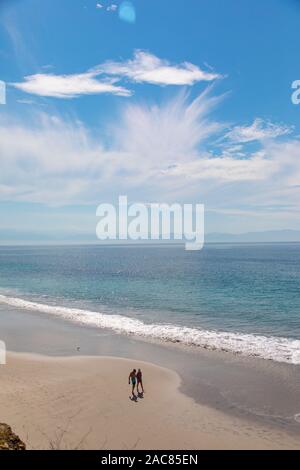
(0, 294, 299, 365)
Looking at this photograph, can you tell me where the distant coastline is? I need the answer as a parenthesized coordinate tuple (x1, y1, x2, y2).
(1, 229, 300, 245)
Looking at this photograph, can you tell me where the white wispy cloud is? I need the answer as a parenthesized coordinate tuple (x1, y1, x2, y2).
(161, 154, 274, 182)
(1, 89, 299, 212)
(16, 98, 35, 105)
(113, 89, 224, 164)
(12, 72, 131, 98)
(96, 3, 117, 12)
(11, 50, 221, 99)
(226, 118, 292, 143)
(107, 4, 118, 12)
(97, 50, 221, 86)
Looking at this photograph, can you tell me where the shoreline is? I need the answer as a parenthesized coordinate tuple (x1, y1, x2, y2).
(0, 302, 300, 445)
(0, 351, 299, 450)
(0, 292, 299, 365)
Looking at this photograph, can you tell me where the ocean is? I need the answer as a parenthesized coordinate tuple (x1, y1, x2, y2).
(0, 243, 299, 365)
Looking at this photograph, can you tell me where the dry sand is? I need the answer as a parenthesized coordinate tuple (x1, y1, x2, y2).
(0, 352, 299, 450)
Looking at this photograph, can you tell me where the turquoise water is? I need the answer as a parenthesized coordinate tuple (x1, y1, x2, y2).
(0, 243, 299, 363)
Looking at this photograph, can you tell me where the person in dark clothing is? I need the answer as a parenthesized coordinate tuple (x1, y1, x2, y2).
(136, 368, 144, 394)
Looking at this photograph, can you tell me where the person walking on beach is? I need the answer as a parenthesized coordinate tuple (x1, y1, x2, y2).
(128, 369, 137, 396)
(136, 368, 144, 394)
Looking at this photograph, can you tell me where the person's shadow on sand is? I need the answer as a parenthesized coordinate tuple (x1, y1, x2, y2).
(129, 392, 144, 402)
(129, 394, 138, 402)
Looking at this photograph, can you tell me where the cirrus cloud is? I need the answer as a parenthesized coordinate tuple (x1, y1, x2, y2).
(11, 50, 221, 99)
(226, 118, 292, 143)
(97, 50, 221, 86)
(12, 71, 131, 99)
(0, 89, 299, 211)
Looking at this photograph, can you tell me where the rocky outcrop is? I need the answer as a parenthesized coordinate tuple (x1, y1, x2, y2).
(0, 423, 26, 450)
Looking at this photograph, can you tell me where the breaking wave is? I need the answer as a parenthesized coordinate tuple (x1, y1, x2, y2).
(0, 294, 299, 365)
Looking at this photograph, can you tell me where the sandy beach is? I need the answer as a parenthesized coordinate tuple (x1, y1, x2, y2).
(0, 352, 299, 450)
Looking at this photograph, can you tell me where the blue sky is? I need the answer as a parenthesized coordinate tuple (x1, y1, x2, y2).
(1, 0, 300, 242)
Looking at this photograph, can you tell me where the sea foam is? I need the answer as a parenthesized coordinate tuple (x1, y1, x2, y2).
(0, 294, 299, 365)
